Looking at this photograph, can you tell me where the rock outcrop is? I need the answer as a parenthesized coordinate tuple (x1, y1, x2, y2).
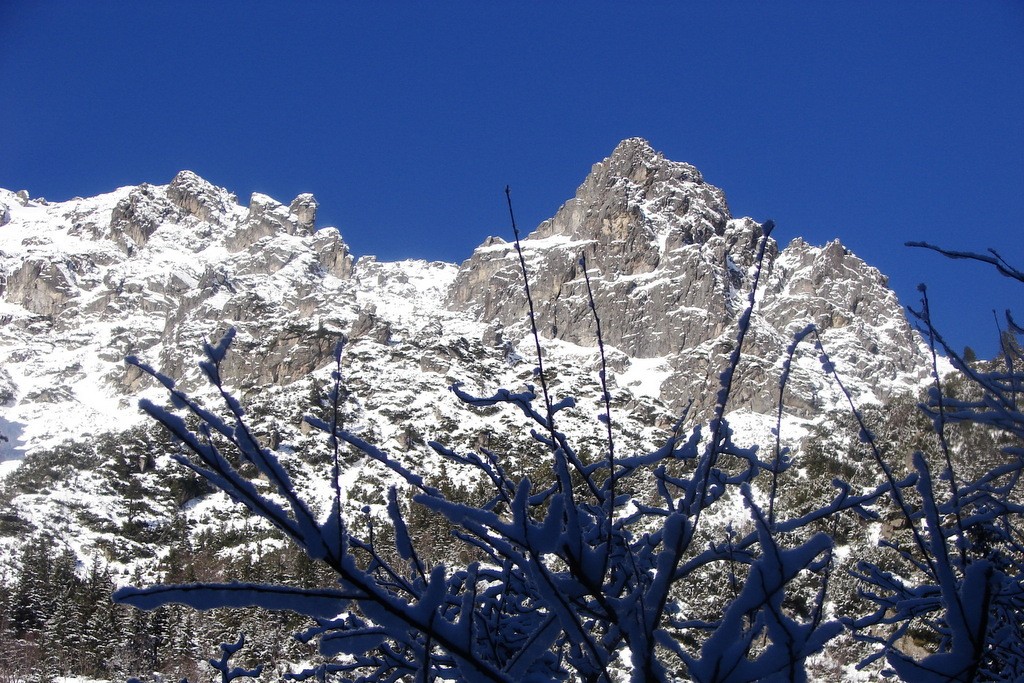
(110, 184, 183, 251)
(5, 257, 78, 319)
(166, 170, 238, 226)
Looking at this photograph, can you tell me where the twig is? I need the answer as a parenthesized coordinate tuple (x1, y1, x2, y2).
(505, 186, 557, 440)
(580, 252, 617, 579)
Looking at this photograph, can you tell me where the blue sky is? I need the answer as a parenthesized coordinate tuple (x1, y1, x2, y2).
(1, 2, 1022, 358)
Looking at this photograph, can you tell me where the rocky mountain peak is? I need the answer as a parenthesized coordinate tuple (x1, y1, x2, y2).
(449, 141, 755, 358)
(227, 189, 320, 252)
(166, 170, 238, 225)
(448, 140, 931, 418)
(603, 136, 705, 188)
(533, 138, 730, 248)
(289, 193, 318, 232)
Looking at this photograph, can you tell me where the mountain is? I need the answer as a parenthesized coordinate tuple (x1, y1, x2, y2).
(0, 139, 941, 677)
(0, 136, 936, 518)
(450, 138, 930, 419)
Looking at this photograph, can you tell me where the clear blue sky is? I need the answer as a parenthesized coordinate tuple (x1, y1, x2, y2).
(2, 2, 1022, 359)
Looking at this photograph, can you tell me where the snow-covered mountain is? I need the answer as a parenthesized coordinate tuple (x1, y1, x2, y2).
(0, 137, 961, 681)
(0, 138, 935, 562)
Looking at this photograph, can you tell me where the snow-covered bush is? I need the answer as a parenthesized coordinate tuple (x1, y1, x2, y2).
(842, 244, 1024, 681)
(114, 236, 1024, 681)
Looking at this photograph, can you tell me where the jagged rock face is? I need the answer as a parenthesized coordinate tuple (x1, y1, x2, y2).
(760, 238, 926, 382)
(289, 193, 318, 232)
(227, 192, 320, 253)
(0, 142, 933, 463)
(0, 177, 357, 438)
(449, 138, 930, 418)
(449, 139, 755, 359)
(312, 228, 354, 279)
(5, 257, 79, 318)
(109, 184, 183, 251)
(166, 170, 238, 226)
(535, 137, 731, 248)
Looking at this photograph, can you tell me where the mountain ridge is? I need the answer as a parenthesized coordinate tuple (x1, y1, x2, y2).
(0, 139, 934, 470)
(0, 140, 958, 680)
